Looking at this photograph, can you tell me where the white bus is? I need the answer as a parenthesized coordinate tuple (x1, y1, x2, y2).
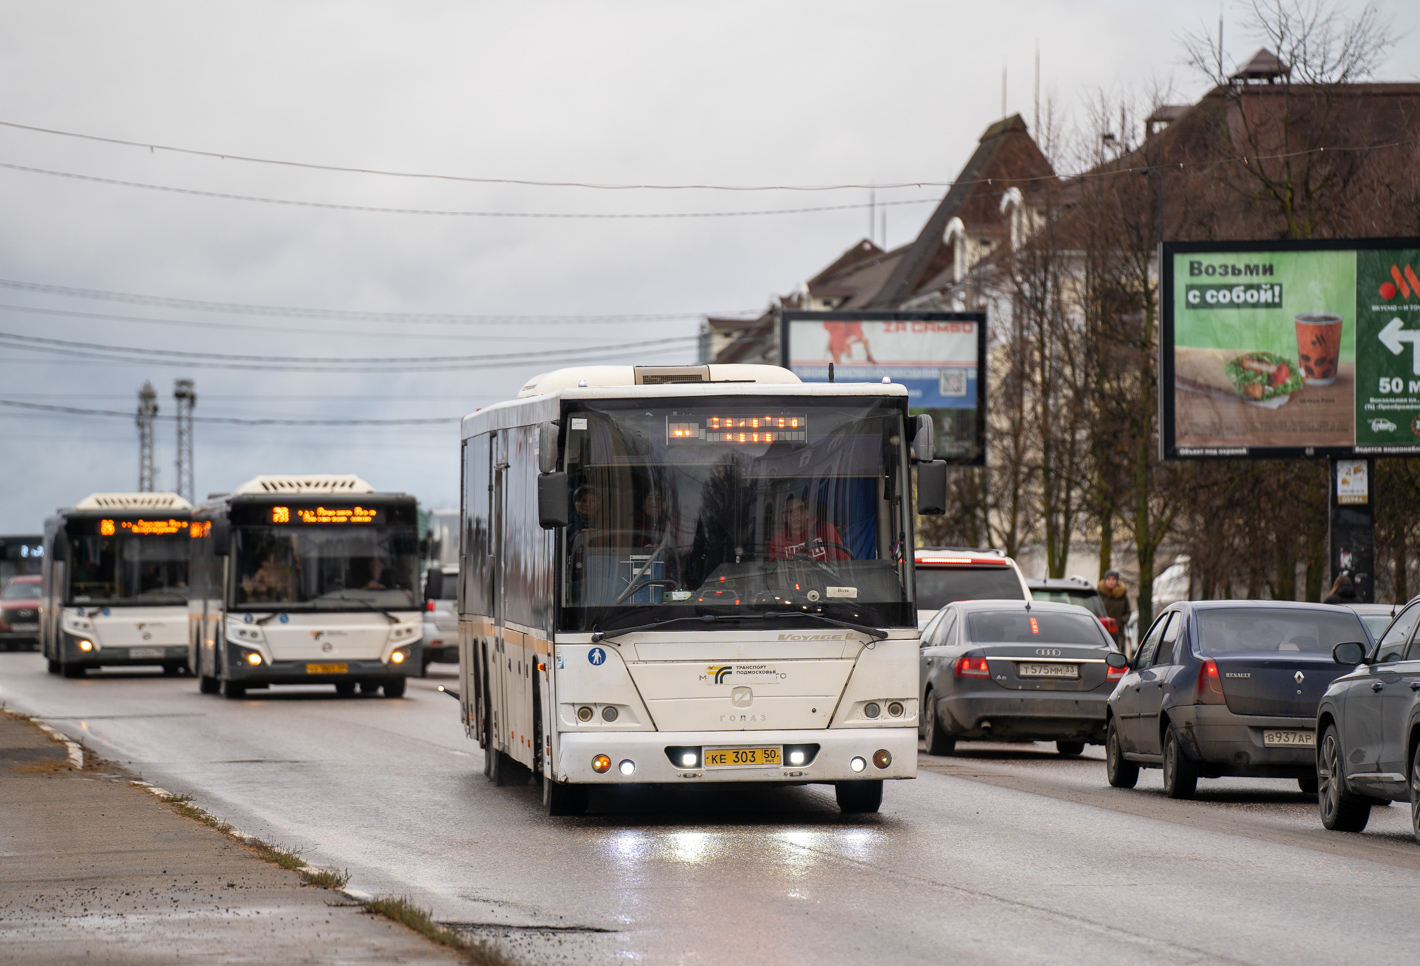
(40, 492, 193, 677)
(188, 475, 423, 698)
(458, 364, 947, 815)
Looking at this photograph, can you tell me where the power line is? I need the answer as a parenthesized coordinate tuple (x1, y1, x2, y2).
(0, 118, 950, 192)
(0, 397, 459, 425)
(0, 159, 940, 218)
(0, 277, 754, 324)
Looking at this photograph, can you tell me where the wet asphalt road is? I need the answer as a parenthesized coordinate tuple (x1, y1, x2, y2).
(3, 649, 1419, 966)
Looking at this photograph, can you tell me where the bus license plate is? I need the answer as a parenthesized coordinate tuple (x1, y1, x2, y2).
(129, 648, 164, 659)
(1263, 730, 1314, 747)
(704, 746, 781, 768)
(306, 663, 348, 674)
(1018, 663, 1078, 678)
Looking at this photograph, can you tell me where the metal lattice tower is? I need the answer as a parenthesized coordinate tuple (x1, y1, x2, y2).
(173, 379, 196, 504)
(136, 382, 158, 491)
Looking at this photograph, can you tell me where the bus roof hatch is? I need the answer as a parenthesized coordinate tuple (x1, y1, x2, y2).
(74, 492, 193, 510)
(231, 474, 376, 495)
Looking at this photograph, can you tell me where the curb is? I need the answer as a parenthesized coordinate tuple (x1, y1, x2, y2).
(33, 721, 84, 770)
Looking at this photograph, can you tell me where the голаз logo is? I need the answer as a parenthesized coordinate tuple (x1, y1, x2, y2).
(1379, 263, 1420, 300)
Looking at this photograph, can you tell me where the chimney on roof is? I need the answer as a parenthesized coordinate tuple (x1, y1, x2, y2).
(1230, 48, 1290, 85)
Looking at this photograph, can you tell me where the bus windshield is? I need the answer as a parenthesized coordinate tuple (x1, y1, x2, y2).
(230, 525, 420, 610)
(560, 398, 913, 631)
(68, 533, 189, 605)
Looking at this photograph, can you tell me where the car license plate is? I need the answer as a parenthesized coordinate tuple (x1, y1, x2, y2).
(306, 663, 348, 674)
(1017, 663, 1079, 678)
(129, 647, 164, 659)
(1263, 729, 1314, 747)
(704, 746, 781, 767)
(13, 623, 37, 632)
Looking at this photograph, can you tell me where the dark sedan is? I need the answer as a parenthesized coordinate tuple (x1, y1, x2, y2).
(1105, 601, 1370, 799)
(919, 600, 1124, 756)
(1315, 595, 1420, 841)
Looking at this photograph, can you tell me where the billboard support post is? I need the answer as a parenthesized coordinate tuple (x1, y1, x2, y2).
(1328, 457, 1375, 604)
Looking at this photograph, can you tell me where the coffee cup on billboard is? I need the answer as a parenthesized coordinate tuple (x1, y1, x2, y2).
(1295, 313, 1343, 385)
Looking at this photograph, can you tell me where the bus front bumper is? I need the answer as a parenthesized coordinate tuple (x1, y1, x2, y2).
(553, 728, 918, 784)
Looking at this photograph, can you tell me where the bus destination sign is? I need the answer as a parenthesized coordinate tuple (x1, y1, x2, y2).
(271, 505, 379, 524)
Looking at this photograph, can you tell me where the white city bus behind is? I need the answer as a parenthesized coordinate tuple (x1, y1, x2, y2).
(459, 364, 947, 815)
(189, 475, 423, 699)
(40, 492, 193, 677)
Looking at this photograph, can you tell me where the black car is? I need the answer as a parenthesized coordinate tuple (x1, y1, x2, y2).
(1315, 595, 1420, 841)
(1105, 601, 1371, 799)
(919, 600, 1125, 756)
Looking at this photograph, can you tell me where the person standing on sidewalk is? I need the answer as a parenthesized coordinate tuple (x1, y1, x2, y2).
(1099, 569, 1131, 651)
(1323, 573, 1356, 605)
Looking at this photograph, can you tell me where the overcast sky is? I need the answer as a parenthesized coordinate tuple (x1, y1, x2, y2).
(0, 0, 1416, 532)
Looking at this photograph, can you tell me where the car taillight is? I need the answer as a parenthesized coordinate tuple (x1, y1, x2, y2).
(1107, 661, 1126, 680)
(1196, 658, 1225, 704)
(1100, 616, 1119, 634)
(426, 600, 435, 612)
(954, 655, 990, 678)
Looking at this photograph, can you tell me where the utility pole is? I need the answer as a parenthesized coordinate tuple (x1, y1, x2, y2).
(174, 378, 196, 504)
(136, 381, 158, 492)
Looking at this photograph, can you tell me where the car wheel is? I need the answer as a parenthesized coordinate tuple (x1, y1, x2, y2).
(199, 675, 221, 695)
(835, 779, 883, 814)
(1162, 723, 1198, 799)
(222, 680, 246, 699)
(1318, 724, 1371, 832)
(1410, 742, 1420, 845)
(922, 690, 956, 756)
(1056, 741, 1086, 756)
(1298, 775, 1319, 795)
(383, 678, 407, 699)
(1105, 717, 1139, 789)
(544, 778, 589, 816)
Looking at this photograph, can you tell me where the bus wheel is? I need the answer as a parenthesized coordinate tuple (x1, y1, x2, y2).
(62, 663, 86, 679)
(162, 663, 181, 676)
(199, 676, 221, 695)
(544, 779, 589, 816)
(359, 681, 381, 695)
(47, 659, 61, 675)
(223, 680, 246, 699)
(334, 681, 356, 697)
(835, 780, 883, 814)
(383, 678, 407, 698)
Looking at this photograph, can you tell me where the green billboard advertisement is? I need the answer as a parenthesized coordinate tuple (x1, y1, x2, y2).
(1161, 238, 1420, 458)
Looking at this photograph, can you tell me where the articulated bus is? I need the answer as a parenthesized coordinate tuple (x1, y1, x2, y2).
(40, 492, 193, 677)
(458, 364, 947, 815)
(189, 475, 423, 698)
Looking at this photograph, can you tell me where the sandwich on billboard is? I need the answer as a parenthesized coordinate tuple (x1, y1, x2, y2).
(780, 311, 986, 465)
(1161, 238, 1420, 459)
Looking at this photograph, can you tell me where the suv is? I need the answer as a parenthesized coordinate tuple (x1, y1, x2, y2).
(421, 565, 459, 674)
(1027, 577, 1116, 638)
(914, 548, 1029, 626)
(0, 575, 41, 650)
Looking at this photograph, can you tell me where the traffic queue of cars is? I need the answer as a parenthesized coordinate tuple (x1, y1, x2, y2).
(914, 549, 1420, 846)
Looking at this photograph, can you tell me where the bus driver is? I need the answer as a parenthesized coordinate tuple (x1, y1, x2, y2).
(769, 492, 851, 563)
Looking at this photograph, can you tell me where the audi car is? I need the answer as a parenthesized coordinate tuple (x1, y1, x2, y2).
(1105, 601, 1370, 799)
(919, 599, 1124, 756)
(1315, 595, 1420, 841)
(0, 575, 41, 650)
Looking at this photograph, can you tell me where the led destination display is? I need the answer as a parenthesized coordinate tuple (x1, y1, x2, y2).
(667, 414, 807, 445)
(68, 516, 190, 537)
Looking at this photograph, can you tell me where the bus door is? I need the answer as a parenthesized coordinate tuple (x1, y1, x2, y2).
(491, 430, 509, 754)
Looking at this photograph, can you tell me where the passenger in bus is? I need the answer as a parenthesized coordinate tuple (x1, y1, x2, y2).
(245, 550, 295, 602)
(632, 488, 674, 546)
(769, 492, 850, 563)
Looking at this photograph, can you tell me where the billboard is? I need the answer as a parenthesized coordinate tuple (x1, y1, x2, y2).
(780, 311, 987, 464)
(1161, 238, 1420, 459)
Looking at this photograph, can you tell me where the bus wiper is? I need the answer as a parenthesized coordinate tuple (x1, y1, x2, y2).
(327, 597, 400, 624)
(591, 611, 887, 643)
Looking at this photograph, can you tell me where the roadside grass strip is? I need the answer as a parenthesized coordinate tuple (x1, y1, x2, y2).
(144, 786, 509, 964)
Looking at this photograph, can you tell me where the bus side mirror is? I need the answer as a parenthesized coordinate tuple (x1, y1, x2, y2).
(538, 472, 569, 529)
(211, 518, 229, 556)
(538, 421, 560, 475)
(911, 413, 935, 462)
(916, 460, 948, 516)
(425, 567, 445, 602)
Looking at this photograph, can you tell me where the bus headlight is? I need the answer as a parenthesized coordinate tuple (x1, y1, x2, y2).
(77, 639, 94, 652)
(390, 647, 409, 664)
(245, 650, 263, 666)
(850, 756, 867, 773)
(618, 759, 636, 776)
(591, 755, 611, 773)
